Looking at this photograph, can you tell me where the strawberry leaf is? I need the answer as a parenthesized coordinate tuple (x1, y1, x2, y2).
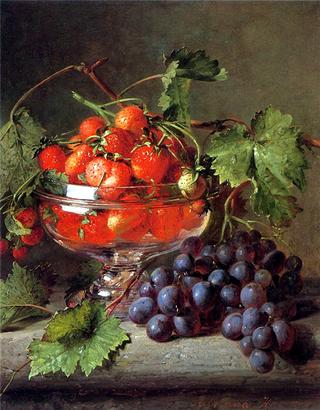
(206, 106, 308, 226)
(4, 213, 32, 236)
(28, 300, 129, 378)
(159, 48, 227, 125)
(0, 108, 45, 198)
(0, 263, 50, 331)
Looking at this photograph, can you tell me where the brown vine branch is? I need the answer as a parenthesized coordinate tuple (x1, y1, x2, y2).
(0, 360, 31, 397)
(105, 261, 153, 315)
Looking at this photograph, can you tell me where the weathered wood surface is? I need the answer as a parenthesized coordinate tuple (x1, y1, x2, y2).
(1, 297, 319, 394)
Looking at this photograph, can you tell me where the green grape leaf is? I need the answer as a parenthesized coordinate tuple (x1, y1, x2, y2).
(40, 170, 69, 195)
(0, 263, 50, 331)
(159, 48, 227, 124)
(28, 300, 130, 378)
(206, 106, 308, 226)
(0, 108, 45, 198)
(206, 124, 254, 187)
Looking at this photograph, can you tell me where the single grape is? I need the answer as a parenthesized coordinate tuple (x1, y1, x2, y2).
(285, 255, 302, 274)
(139, 282, 156, 299)
(272, 320, 295, 353)
(252, 242, 266, 264)
(146, 314, 173, 342)
(249, 349, 274, 373)
(240, 336, 254, 357)
(221, 312, 243, 340)
(195, 256, 214, 276)
(216, 244, 234, 266)
(229, 261, 254, 284)
(240, 282, 267, 308)
(242, 307, 267, 336)
(173, 309, 201, 337)
(150, 266, 174, 294)
(252, 326, 274, 350)
(231, 230, 250, 246)
(279, 271, 303, 296)
(181, 275, 202, 294)
(262, 250, 285, 274)
(157, 285, 183, 316)
(180, 236, 203, 257)
(191, 281, 216, 312)
(173, 253, 195, 274)
(129, 297, 157, 324)
(208, 269, 229, 287)
(276, 299, 297, 321)
(260, 239, 277, 254)
(254, 269, 272, 288)
(249, 229, 262, 243)
(220, 284, 241, 307)
(260, 302, 281, 320)
(235, 244, 255, 263)
(201, 244, 216, 259)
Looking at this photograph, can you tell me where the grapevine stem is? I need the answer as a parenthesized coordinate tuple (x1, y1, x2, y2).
(0, 304, 53, 315)
(302, 134, 320, 149)
(105, 261, 153, 315)
(0, 360, 31, 397)
(119, 74, 163, 96)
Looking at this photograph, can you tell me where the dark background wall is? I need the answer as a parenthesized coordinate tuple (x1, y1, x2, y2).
(1, 1, 320, 280)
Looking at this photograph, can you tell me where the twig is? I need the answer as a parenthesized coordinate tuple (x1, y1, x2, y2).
(0, 360, 31, 396)
(105, 261, 153, 315)
(119, 74, 163, 96)
(302, 134, 320, 149)
(0, 304, 53, 315)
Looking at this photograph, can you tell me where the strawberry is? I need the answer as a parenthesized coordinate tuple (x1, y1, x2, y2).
(182, 204, 202, 230)
(149, 205, 183, 242)
(79, 116, 106, 138)
(85, 157, 132, 200)
(178, 168, 207, 199)
(15, 207, 38, 228)
(12, 246, 28, 261)
(81, 212, 115, 245)
(0, 238, 9, 256)
(131, 145, 171, 183)
(37, 145, 67, 172)
(102, 128, 136, 158)
(108, 206, 148, 237)
(67, 134, 82, 150)
(65, 144, 95, 177)
(56, 212, 82, 242)
(121, 221, 149, 241)
(21, 226, 44, 246)
(114, 105, 148, 138)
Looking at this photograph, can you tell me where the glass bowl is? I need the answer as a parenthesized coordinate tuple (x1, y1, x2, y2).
(35, 182, 213, 300)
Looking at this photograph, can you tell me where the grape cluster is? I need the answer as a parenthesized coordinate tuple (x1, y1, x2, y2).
(129, 230, 303, 374)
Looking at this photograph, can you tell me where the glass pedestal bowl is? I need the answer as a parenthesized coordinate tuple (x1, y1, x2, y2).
(35, 182, 213, 309)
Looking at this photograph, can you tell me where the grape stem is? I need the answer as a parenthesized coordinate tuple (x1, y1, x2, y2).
(219, 180, 252, 243)
(0, 360, 31, 396)
(105, 261, 153, 315)
(0, 303, 53, 315)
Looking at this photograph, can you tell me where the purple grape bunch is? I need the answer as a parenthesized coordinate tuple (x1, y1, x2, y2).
(129, 231, 303, 374)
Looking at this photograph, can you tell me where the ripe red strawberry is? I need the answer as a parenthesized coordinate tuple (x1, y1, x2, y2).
(67, 134, 82, 150)
(182, 204, 202, 230)
(102, 128, 136, 158)
(15, 207, 38, 228)
(12, 246, 28, 261)
(0, 238, 9, 256)
(149, 205, 183, 242)
(108, 206, 148, 237)
(65, 144, 95, 177)
(114, 105, 148, 138)
(85, 157, 132, 200)
(38, 145, 67, 172)
(21, 226, 44, 246)
(79, 116, 106, 138)
(82, 212, 115, 245)
(131, 145, 171, 183)
(56, 212, 82, 242)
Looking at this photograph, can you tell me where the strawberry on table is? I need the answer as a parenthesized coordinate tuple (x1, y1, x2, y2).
(131, 145, 171, 183)
(21, 226, 44, 246)
(114, 105, 148, 138)
(79, 116, 106, 138)
(37, 145, 67, 172)
(12, 246, 28, 261)
(15, 207, 38, 228)
(85, 157, 132, 200)
(0, 238, 9, 256)
(65, 144, 95, 177)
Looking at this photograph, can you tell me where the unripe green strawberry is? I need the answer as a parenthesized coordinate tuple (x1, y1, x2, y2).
(178, 168, 207, 199)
